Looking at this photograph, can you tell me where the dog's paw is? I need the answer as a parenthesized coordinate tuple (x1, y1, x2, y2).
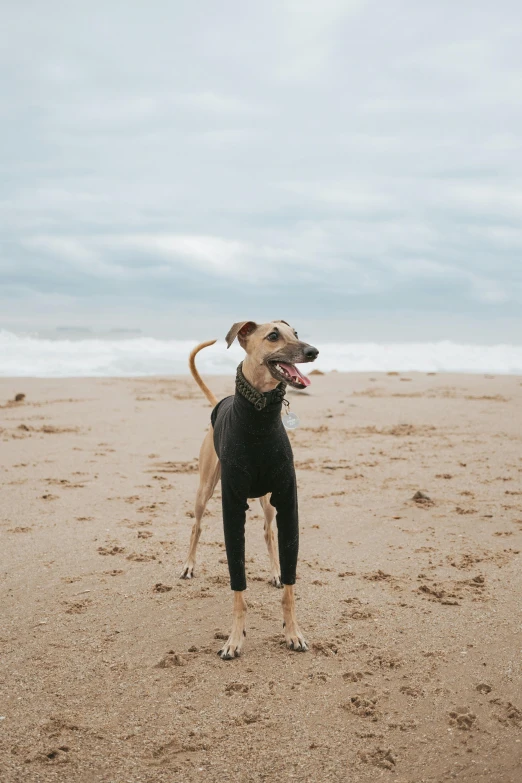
(270, 574, 282, 589)
(218, 641, 242, 660)
(284, 624, 308, 652)
(218, 644, 241, 660)
(286, 636, 308, 652)
(218, 629, 246, 660)
(180, 563, 195, 579)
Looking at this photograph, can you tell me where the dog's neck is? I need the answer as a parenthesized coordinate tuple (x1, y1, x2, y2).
(235, 362, 286, 412)
(241, 355, 280, 393)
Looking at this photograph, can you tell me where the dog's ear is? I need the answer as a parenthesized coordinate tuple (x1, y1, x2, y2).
(225, 321, 258, 348)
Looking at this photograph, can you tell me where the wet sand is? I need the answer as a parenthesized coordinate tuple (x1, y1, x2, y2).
(1, 371, 522, 782)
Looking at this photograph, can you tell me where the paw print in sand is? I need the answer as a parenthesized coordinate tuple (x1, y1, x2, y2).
(449, 706, 476, 730)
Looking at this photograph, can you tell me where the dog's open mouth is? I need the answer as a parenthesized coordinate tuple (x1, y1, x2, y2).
(267, 361, 311, 389)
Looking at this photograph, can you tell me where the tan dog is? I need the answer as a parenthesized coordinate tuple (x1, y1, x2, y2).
(181, 320, 319, 658)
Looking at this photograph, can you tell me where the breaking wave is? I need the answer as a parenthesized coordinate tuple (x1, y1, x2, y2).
(1, 330, 521, 377)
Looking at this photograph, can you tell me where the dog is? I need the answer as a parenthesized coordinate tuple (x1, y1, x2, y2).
(180, 320, 319, 659)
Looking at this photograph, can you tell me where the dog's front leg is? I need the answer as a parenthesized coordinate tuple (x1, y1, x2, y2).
(270, 478, 308, 651)
(282, 584, 308, 651)
(219, 466, 250, 659)
(219, 591, 247, 659)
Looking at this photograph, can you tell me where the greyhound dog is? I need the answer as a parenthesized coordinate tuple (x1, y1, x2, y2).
(180, 320, 319, 659)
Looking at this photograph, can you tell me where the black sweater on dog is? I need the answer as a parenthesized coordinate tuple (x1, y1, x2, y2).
(211, 379, 299, 592)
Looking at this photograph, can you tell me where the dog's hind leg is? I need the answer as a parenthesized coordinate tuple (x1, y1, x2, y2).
(259, 494, 281, 588)
(180, 429, 220, 579)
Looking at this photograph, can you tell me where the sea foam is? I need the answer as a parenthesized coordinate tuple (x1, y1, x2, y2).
(0, 330, 521, 377)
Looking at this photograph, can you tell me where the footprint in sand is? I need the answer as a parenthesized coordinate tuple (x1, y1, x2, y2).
(399, 685, 424, 698)
(362, 570, 394, 582)
(490, 699, 522, 726)
(343, 671, 365, 683)
(152, 583, 173, 593)
(234, 710, 264, 726)
(343, 607, 373, 621)
(225, 682, 250, 694)
(448, 706, 476, 730)
(126, 553, 157, 562)
(358, 747, 396, 770)
(97, 545, 125, 556)
(155, 651, 187, 668)
(311, 640, 338, 656)
(64, 599, 91, 614)
(412, 491, 434, 507)
(138, 502, 166, 514)
(306, 672, 330, 683)
(367, 654, 403, 670)
(342, 692, 380, 721)
(45, 478, 85, 488)
(456, 506, 478, 515)
(147, 460, 198, 474)
(122, 519, 152, 529)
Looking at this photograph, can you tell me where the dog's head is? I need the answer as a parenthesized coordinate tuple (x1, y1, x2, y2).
(226, 320, 319, 390)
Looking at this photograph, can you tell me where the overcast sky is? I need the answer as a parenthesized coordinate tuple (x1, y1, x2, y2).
(1, 0, 522, 342)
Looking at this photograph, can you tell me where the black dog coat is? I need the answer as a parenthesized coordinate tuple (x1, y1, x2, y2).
(211, 366, 299, 592)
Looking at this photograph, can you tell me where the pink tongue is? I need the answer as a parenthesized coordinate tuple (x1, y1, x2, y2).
(279, 362, 311, 387)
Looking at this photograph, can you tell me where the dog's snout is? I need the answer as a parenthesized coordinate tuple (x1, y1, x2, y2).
(303, 345, 319, 361)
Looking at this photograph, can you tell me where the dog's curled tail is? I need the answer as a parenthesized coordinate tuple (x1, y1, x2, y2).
(188, 340, 218, 406)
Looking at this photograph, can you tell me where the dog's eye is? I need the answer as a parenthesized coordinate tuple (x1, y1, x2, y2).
(267, 332, 279, 342)
(294, 332, 298, 339)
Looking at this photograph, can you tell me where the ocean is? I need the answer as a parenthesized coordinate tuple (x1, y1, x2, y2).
(1, 330, 522, 377)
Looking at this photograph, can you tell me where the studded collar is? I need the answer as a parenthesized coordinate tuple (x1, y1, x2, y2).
(235, 362, 287, 411)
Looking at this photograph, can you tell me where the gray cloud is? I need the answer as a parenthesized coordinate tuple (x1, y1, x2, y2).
(1, 0, 522, 340)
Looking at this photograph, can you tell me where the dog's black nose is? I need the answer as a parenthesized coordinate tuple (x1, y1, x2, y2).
(304, 345, 319, 360)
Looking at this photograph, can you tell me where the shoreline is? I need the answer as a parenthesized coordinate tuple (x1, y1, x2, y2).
(1, 368, 522, 380)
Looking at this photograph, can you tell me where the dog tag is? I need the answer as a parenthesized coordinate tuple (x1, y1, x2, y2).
(282, 411, 300, 430)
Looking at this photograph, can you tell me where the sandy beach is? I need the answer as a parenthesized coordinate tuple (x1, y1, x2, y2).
(1, 370, 521, 783)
